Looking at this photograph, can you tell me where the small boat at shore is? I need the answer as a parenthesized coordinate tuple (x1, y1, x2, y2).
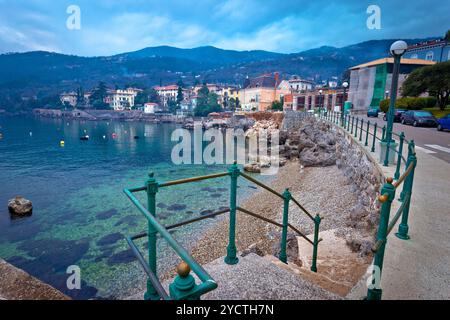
(80, 135, 89, 141)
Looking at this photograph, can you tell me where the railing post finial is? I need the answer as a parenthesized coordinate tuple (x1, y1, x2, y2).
(169, 261, 200, 300)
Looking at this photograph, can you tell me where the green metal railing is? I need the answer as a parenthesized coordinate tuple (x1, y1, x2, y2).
(317, 110, 417, 300)
(123, 162, 321, 300)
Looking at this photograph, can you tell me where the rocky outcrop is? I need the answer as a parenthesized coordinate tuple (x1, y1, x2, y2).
(279, 118, 337, 167)
(8, 196, 33, 217)
(243, 118, 287, 173)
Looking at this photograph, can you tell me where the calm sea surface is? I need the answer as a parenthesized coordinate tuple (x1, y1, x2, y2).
(0, 116, 267, 299)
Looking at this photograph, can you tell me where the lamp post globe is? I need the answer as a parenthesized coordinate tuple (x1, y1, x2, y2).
(383, 40, 407, 166)
(390, 40, 408, 56)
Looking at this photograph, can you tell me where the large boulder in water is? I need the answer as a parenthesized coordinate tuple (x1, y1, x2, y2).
(8, 196, 33, 217)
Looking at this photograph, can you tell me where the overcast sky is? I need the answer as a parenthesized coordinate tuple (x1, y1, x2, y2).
(0, 0, 448, 56)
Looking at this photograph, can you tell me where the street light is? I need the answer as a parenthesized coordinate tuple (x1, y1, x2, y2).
(341, 81, 349, 126)
(318, 89, 323, 115)
(383, 40, 408, 166)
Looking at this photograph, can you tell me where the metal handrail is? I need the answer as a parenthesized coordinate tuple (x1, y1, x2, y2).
(158, 172, 230, 188)
(237, 206, 315, 246)
(318, 110, 417, 300)
(125, 236, 170, 299)
(290, 195, 315, 221)
(321, 111, 411, 167)
(124, 162, 323, 299)
(393, 162, 414, 189)
(124, 188, 218, 300)
(387, 194, 410, 235)
(239, 172, 285, 199)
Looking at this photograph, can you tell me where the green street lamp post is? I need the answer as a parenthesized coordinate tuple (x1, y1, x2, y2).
(382, 40, 408, 166)
(341, 81, 348, 127)
(318, 89, 323, 116)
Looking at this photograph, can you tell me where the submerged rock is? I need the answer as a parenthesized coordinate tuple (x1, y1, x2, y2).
(96, 209, 118, 220)
(167, 204, 187, 211)
(107, 249, 135, 265)
(97, 233, 123, 246)
(8, 196, 33, 217)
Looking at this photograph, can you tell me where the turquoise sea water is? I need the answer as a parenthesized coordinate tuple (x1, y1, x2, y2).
(0, 116, 267, 299)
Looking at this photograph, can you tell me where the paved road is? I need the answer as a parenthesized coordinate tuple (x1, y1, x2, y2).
(359, 113, 450, 163)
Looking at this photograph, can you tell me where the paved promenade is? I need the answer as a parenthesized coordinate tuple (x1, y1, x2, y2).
(336, 118, 450, 299)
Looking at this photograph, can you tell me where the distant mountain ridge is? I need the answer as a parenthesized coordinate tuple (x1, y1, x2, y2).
(0, 37, 437, 109)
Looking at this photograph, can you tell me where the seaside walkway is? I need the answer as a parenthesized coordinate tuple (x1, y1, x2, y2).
(326, 115, 450, 300)
(349, 148, 450, 299)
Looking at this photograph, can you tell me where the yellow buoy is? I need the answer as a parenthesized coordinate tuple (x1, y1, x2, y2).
(60, 140, 65, 147)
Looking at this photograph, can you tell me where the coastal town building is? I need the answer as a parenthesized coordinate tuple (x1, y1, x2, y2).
(144, 102, 161, 114)
(60, 92, 78, 107)
(403, 38, 450, 62)
(107, 88, 142, 111)
(347, 57, 435, 112)
(283, 88, 347, 111)
(282, 76, 315, 92)
(154, 85, 179, 109)
(239, 73, 290, 111)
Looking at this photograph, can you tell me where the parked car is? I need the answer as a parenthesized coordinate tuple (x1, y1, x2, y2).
(400, 111, 438, 127)
(383, 109, 406, 122)
(437, 113, 450, 131)
(367, 108, 379, 117)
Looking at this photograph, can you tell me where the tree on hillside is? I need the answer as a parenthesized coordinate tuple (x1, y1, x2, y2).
(76, 86, 85, 108)
(90, 82, 109, 109)
(402, 61, 450, 109)
(177, 79, 185, 88)
(445, 30, 450, 41)
(176, 86, 184, 107)
(168, 99, 178, 114)
(135, 88, 160, 106)
(194, 85, 221, 116)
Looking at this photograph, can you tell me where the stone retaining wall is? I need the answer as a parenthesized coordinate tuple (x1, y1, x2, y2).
(281, 112, 384, 255)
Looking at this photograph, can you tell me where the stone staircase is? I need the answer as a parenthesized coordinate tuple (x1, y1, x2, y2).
(197, 229, 370, 300)
(286, 229, 371, 298)
(190, 253, 340, 300)
(129, 228, 371, 300)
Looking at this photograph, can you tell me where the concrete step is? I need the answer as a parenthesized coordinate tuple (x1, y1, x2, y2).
(0, 259, 70, 300)
(191, 253, 340, 300)
(268, 229, 371, 297)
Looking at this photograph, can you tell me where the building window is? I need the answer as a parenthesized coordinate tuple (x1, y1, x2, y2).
(426, 51, 434, 61)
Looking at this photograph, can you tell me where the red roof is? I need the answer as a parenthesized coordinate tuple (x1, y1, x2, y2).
(154, 85, 178, 90)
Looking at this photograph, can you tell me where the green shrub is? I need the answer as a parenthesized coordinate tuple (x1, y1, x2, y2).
(379, 96, 437, 111)
(380, 99, 390, 112)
